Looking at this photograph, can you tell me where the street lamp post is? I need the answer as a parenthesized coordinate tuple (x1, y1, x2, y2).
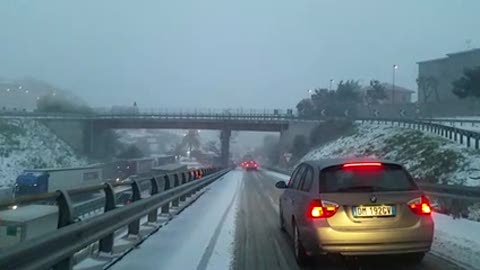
(392, 65, 398, 104)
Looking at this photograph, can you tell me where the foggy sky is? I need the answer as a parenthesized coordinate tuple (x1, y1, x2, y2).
(1, 0, 479, 109)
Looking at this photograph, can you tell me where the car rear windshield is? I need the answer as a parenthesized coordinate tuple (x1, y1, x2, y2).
(319, 164, 418, 193)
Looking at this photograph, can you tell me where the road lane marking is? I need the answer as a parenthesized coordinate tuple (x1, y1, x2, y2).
(196, 175, 241, 270)
(254, 171, 280, 214)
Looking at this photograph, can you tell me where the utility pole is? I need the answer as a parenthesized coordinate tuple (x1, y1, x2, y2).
(392, 65, 398, 104)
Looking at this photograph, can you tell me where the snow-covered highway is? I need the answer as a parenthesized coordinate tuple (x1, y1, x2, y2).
(106, 169, 474, 270)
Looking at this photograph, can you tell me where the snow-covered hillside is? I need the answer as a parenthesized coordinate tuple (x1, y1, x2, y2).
(0, 119, 87, 186)
(301, 123, 480, 187)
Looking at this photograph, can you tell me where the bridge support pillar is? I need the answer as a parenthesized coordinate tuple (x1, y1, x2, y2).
(220, 129, 231, 167)
(84, 122, 112, 159)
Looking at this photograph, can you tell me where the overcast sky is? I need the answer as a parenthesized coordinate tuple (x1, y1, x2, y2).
(1, 0, 479, 109)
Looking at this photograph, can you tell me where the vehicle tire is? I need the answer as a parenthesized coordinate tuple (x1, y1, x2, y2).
(292, 221, 309, 266)
(404, 252, 425, 264)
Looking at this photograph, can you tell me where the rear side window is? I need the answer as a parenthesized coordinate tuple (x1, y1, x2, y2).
(292, 166, 306, 190)
(319, 164, 418, 193)
(288, 167, 300, 188)
(301, 167, 313, 192)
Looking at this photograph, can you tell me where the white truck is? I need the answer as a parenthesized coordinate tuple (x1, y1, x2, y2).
(14, 165, 104, 197)
(0, 205, 58, 249)
(0, 187, 14, 202)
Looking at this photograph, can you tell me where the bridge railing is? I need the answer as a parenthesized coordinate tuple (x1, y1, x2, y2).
(0, 167, 229, 270)
(0, 109, 299, 121)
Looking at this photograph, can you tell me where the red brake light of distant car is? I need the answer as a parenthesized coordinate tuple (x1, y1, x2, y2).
(308, 200, 339, 218)
(342, 162, 382, 168)
(408, 195, 432, 215)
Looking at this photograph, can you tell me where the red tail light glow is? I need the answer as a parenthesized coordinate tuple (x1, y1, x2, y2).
(408, 195, 432, 215)
(343, 162, 382, 168)
(308, 200, 339, 218)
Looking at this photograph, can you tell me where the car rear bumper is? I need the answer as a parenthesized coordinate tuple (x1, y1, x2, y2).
(316, 241, 431, 256)
(301, 220, 433, 256)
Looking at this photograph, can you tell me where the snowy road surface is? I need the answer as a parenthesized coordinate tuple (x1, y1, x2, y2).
(110, 169, 466, 270)
(111, 170, 242, 270)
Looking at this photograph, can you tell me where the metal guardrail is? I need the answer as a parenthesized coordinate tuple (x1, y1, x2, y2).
(0, 167, 228, 270)
(264, 166, 480, 201)
(360, 118, 480, 149)
(421, 118, 480, 125)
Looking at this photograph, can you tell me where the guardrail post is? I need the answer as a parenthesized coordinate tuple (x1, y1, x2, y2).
(476, 137, 479, 149)
(189, 171, 197, 196)
(148, 177, 159, 222)
(54, 190, 75, 270)
(128, 180, 142, 236)
(467, 135, 471, 147)
(449, 129, 453, 139)
(179, 173, 187, 202)
(185, 172, 192, 197)
(172, 174, 180, 207)
(460, 133, 464, 144)
(195, 171, 204, 192)
(99, 183, 116, 253)
(56, 190, 75, 228)
(161, 175, 171, 214)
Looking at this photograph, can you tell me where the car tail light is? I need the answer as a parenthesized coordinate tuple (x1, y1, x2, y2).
(408, 195, 432, 215)
(343, 162, 382, 168)
(308, 200, 339, 218)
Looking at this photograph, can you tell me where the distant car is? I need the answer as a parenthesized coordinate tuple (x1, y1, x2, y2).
(275, 159, 434, 266)
(241, 160, 258, 171)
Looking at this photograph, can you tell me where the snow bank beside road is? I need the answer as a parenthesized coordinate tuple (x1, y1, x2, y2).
(0, 119, 86, 186)
(301, 123, 480, 187)
(432, 213, 480, 270)
(262, 170, 290, 183)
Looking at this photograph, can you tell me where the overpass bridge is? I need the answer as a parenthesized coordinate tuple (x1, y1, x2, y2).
(0, 110, 319, 165)
(4, 110, 480, 165)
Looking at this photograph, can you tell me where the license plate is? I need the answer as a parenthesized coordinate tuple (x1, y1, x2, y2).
(353, 205, 395, 217)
